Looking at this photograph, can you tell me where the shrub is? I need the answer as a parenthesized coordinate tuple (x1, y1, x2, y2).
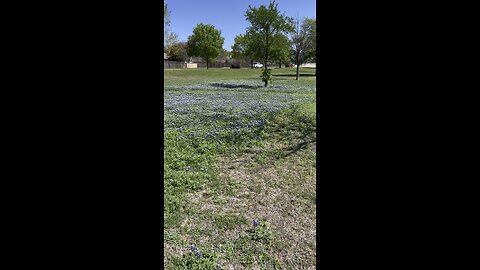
(260, 68, 272, 87)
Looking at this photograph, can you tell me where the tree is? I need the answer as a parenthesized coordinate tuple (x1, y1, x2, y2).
(186, 23, 224, 69)
(304, 18, 316, 74)
(231, 34, 260, 68)
(164, 1, 178, 50)
(244, 0, 294, 86)
(270, 33, 291, 68)
(291, 17, 316, 80)
(166, 42, 188, 62)
(216, 48, 231, 64)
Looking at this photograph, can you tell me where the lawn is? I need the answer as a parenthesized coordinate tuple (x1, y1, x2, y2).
(164, 67, 316, 269)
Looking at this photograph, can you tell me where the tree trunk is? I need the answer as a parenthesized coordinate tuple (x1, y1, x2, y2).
(264, 67, 268, 87)
(250, 58, 253, 69)
(263, 66, 268, 87)
(279, 61, 281, 68)
(206, 57, 209, 69)
(296, 55, 300, 81)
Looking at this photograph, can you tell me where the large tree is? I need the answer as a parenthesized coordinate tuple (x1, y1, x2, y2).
(291, 17, 316, 80)
(186, 23, 224, 69)
(164, 1, 178, 50)
(244, 0, 294, 86)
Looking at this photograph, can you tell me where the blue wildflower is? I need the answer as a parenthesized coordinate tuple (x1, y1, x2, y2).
(190, 244, 196, 251)
(196, 250, 201, 259)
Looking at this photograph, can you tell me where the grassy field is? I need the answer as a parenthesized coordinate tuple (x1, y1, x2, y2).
(164, 67, 316, 269)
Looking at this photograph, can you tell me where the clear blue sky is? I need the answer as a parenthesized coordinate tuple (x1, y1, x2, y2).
(166, 0, 316, 50)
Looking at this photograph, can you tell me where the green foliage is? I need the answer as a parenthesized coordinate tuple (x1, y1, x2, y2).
(214, 214, 247, 230)
(250, 221, 274, 245)
(216, 48, 231, 63)
(244, 0, 294, 65)
(260, 68, 272, 86)
(231, 34, 250, 61)
(187, 24, 225, 69)
(231, 35, 245, 60)
(303, 18, 316, 62)
(166, 42, 189, 62)
(168, 246, 219, 270)
(244, 0, 294, 86)
(231, 34, 262, 67)
(270, 33, 291, 65)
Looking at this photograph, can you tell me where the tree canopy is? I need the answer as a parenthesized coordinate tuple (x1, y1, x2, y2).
(244, 0, 294, 86)
(166, 42, 189, 62)
(231, 34, 261, 68)
(270, 33, 291, 67)
(187, 23, 224, 69)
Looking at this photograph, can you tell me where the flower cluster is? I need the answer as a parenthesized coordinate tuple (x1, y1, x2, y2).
(190, 244, 201, 259)
(164, 91, 309, 139)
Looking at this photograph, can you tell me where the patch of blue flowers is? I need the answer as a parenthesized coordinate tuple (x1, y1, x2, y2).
(164, 91, 309, 136)
(165, 80, 316, 93)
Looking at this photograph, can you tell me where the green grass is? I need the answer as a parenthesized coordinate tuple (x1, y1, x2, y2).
(164, 67, 316, 269)
(164, 67, 316, 88)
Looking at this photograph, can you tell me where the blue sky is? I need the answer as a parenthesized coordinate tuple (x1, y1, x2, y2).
(166, 0, 316, 50)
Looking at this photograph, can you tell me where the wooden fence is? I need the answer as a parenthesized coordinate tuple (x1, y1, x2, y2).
(163, 61, 186, 69)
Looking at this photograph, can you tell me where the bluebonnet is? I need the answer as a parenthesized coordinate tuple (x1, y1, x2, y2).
(190, 244, 196, 251)
(195, 250, 201, 259)
(164, 91, 309, 136)
(253, 219, 259, 227)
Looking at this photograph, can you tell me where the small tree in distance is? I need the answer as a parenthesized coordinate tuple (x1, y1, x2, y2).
(304, 18, 316, 75)
(291, 17, 316, 80)
(166, 42, 188, 62)
(270, 33, 291, 68)
(187, 23, 224, 69)
(231, 34, 261, 69)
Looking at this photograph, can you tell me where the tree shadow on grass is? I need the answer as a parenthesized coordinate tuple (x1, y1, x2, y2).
(272, 74, 316, 77)
(267, 105, 316, 158)
(210, 83, 263, 90)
